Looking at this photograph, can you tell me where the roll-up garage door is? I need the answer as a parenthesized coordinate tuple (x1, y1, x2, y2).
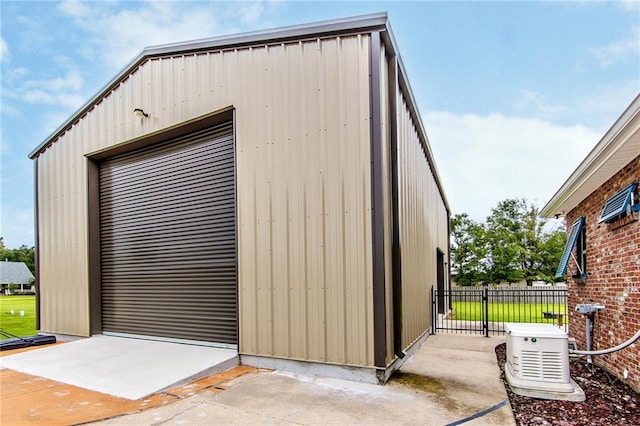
(99, 122, 236, 345)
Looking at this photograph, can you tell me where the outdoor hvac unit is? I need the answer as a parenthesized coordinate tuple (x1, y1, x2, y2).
(505, 323, 584, 401)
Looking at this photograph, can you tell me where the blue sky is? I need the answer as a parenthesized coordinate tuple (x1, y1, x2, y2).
(1, 1, 638, 248)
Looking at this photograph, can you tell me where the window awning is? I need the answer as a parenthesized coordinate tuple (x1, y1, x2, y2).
(555, 217, 585, 278)
(598, 182, 638, 224)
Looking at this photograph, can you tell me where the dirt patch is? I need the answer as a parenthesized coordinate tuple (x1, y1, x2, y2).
(0, 365, 257, 425)
(495, 343, 639, 425)
(391, 372, 448, 396)
(390, 372, 462, 413)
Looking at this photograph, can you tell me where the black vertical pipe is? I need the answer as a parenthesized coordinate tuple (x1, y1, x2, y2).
(483, 286, 489, 337)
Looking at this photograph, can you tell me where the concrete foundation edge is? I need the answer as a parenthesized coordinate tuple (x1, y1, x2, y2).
(382, 328, 432, 383)
(39, 332, 86, 342)
(241, 328, 433, 385)
(156, 355, 240, 396)
(240, 354, 380, 384)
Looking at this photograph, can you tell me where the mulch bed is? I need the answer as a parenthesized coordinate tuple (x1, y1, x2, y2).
(495, 343, 639, 425)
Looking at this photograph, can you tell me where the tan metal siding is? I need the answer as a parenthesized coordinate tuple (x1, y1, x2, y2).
(37, 124, 90, 336)
(397, 89, 449, 349)
(237, 37, 374, 366)
(36, 35, 374, 366)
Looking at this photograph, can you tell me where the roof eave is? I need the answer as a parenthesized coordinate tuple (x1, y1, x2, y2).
(540, 93, 640, 219)
(380, 22, 451, 213)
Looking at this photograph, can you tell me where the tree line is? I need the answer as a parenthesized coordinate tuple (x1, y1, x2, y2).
(0, 237, 36, 275)
(451, 198, 566, 286)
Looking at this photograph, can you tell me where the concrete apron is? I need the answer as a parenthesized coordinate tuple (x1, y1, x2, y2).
(96, 334, 516, 425)
(0, 335, 238, 400)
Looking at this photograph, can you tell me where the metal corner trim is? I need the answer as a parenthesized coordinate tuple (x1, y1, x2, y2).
(368, 30, 387, 368)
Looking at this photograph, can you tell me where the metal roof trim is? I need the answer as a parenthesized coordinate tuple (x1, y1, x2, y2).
(540, 93, 640, 218)
(29, 13, 388, 159)
(379, 23, 450, 212)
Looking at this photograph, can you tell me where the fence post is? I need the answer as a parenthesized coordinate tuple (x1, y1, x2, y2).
(431, 286, 435, 334)
(483, 286, 489, 337)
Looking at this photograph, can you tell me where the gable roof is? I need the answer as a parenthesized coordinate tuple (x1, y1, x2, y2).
(27, 12, 450, 212)
(29, 13, 389, 160)
(0, 261, 35, 285)
(540, 94, 640, 218)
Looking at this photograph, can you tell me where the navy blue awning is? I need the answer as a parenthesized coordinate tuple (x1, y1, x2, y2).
(555, 217, 585, 278)
(598, 182, 638, 223)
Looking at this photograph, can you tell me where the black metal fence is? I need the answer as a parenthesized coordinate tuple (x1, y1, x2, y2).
(432, 286, 568, 336)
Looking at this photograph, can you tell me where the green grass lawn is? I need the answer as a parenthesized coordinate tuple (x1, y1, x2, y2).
(451, 301, 567, 323)
(0, 295, 37, 339)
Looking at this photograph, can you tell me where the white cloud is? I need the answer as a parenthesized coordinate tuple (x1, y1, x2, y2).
(56, 1, 278, 71)
(57, 0, 92, 18)
(514, 81, 639, 133)
(618, 1, 640, 12)
(572, 81, 639, 132)
(425, 111, 601, 221)
(23, 89, 55, 105)
(24, 68, 84, 91)
(0, 37, 9, 63)
(590, 25, 639, 67)
(19, 67, 85, 110)
(239, 2, 266, 25)
(516, 90, 567, 118)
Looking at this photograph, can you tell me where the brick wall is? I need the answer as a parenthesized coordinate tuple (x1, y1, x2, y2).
(564, 155, 640, 392)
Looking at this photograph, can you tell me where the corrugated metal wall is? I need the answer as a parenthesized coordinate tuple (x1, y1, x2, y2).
(37, 134, 90, 336)
(236, 36, 374, 366)
(396, 88, 449, 350)
(36, 35, 374, 366)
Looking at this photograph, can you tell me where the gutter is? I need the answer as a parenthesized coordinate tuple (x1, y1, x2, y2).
(540, 93, 640, 218)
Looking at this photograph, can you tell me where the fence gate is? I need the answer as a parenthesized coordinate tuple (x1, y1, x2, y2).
(432, 286, 568, 336)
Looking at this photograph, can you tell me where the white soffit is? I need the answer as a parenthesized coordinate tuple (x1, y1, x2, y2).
(541, 94, 640, 218)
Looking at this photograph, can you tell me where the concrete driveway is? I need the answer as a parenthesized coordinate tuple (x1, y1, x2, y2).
(94, 334, 515, 425)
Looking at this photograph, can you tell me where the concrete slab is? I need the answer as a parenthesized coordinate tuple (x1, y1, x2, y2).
(97, 370, 458, 425)
(0, 335, 238, 400)
(400, 334, 515, 425)
(94, 334, 516, 425)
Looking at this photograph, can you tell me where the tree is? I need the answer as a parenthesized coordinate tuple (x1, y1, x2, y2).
(536, 229, 567, 283)
(450, 199, 566, 286)
(0, 237, 36, 275)
(450, 214, 489, 286)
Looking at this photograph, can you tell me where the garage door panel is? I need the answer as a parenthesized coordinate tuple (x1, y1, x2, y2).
(100, 178, 236, 206)
(103, 144, 233, 177)
(104, 135, 233, 172)
(100, 210, 236, 233)
(100, 122, 237, 345)
(101, 162, 235, 196)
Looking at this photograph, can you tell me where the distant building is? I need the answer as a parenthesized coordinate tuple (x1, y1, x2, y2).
(0, 261, 35, 294)
(541, 94, 640, 392)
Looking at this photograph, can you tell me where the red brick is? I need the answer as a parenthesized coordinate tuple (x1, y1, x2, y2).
(565, 155, 640, 392)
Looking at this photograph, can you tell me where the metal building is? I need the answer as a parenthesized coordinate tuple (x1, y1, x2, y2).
(29, 13, 450, 383)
